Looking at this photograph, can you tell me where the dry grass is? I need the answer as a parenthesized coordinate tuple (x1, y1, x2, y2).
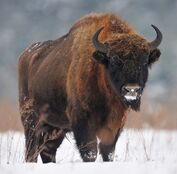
(1, 129, 177, 164)
(0, 97, 176, 132)
(0, 99, 23, 132)
(126, 96, 177, 130)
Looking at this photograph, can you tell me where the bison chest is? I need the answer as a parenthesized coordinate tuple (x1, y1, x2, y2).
(97, 108, 127, 145)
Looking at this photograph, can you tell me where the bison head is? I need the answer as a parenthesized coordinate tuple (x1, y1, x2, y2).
(92, 25, 162, 111)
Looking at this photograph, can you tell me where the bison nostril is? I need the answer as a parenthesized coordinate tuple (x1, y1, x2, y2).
(135, 87, 141, 92)
(122, 86, 129, 92)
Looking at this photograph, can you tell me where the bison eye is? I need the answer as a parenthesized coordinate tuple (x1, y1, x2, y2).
(110, 55, 123, 68)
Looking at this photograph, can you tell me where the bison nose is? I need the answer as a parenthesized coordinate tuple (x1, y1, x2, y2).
(122, 85, 141, 93)
(122, 84, 142, 101)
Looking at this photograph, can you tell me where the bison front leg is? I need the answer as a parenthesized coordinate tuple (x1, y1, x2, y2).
(71, 111, 97, 162)
(98, 128, 122, 161)
(99, 141, 117, 161)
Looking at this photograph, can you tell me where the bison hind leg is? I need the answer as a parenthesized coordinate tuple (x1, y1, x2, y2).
(37, 125, 65, 163)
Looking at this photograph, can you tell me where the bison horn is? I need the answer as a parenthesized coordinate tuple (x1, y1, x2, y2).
(149, 25, 162, 50)
(92, 27, 107, 53)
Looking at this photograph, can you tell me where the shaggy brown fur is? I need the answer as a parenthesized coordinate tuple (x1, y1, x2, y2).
(18, 12, 161, 163)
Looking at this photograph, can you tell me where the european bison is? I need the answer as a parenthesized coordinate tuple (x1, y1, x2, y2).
(18, 13, 162, 163)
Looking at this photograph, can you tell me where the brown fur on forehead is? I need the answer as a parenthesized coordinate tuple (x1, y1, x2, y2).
(107, 34, 149, 58)
(69, 12, 134, 43)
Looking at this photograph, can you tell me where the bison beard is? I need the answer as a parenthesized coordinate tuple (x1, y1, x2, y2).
(124, 98, 141, 111)
(18, 12, 162, 163)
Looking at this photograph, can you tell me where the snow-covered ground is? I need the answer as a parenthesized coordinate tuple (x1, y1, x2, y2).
(0, 129, 177, 174)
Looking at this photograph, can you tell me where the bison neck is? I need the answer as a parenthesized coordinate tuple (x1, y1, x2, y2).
(97, 64, 128, 120)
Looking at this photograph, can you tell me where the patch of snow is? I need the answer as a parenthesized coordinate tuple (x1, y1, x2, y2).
(0, 129, 177, 174)
(0, 162, 177, 174)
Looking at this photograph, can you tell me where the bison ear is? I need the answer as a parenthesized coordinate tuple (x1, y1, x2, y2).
(148, 48, 161, 67)
(92, 50, 109, 64)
